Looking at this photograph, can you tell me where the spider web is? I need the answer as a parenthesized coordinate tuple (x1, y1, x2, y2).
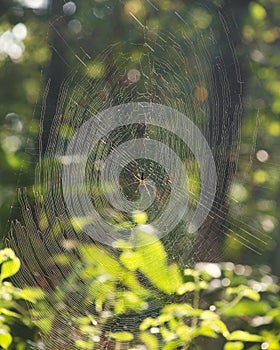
(9, 1, 269, 349)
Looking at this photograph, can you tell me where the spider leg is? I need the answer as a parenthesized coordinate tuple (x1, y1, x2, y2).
(127, 180, 140, 187)
(141, 182, 156, 199)
(134, 183, 141, 193)
(145, 168, 155, 180)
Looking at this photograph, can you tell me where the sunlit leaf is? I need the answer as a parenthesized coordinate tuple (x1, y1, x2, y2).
(140, 332, 159, 350)
(16, 287, 45, 302)
(0, 308, 20, 318)
(227, 331, 263, 342)
(249, 2, 266, 21)
(136, 231, 171, 292)
(109, 331, 134, 341)
(120, 251, 142, 271)
(168, 263, 183, 291)
(177, 282, 196, 294)
(0, 332, 12, 349)
(132, 210, 148, 224)
(221, 300, 269, 317)
(0, 249, 16, 264)
(162, 339, 183, 350)
(224, 342, 244, 350)
(1, 257, 20, 280)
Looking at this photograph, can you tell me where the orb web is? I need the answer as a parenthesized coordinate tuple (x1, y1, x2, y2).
(9, 2, 269, 349)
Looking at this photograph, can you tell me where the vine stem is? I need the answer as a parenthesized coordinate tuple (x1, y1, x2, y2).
(192, 275, 200, 328)
(182, 274, 201, 350)
(218, 291, 245, 315)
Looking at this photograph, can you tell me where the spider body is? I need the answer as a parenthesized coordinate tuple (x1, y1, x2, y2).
(127, 169, 155, 195)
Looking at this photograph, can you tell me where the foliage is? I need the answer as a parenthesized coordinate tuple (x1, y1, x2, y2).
(1, 231, 280, 349)
(17, 225, 278, 350)
(1, 0, 280, 348)
(0, 0, 280, 270)
(223, 0, 280, 268)
(0, 248, 44, 349)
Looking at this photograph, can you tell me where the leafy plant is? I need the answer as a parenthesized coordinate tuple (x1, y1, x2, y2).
(1, 224, 280, 349)
(33, 220, 280, 350)
(0, 248, 44, 349)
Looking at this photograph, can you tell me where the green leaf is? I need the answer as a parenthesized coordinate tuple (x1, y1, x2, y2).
(200, 310, 219, 320)
(140, 332, 159, 350)
(198, 318, 226, 339)
(80, 245, 124, 277)
(226, 285, 260, 301)
(162, 340, 183, 350)
(140, 317, 158, 331)
(195, 326, 218, 339)
(242, 288, 260, 301)
(1, 257, 20, 280)
(136, 231, 171, 292)
(162, 304, 194, 317)
(16, 287, 45, 302)
(227, 331, 263, 342)
(114, 239, 133, 250)
(35, 316, 54, 333)
(75, 339, 94, 349)
(184, 268, 199, 277)
(121, 273, 151, 297)
(0, 249, 15, 264)
(168, 264, 182, 290)
(224, 342, 244, 350)
(249, 2, 266, 21)
(115, 291, 146, 313)
(175, 325, 191, 341)
(0, 308, 20, 318)
(0, 331, 12, 349)
(177, 282, 196, 294)
(109, 331, 134, 341)
(132, 210, 148, 224)
(211, 319, 229, 337)
(120, 251, 142, 271)
(221, 300, 269, 317)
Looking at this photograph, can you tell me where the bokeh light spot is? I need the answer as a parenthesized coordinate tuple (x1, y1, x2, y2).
(68, 19, 82, 34)
(194, 87, 208, 102)
(230, 183, 247, 202)
(127, 69, 141, 83)
(268, 121, 280, 136)
(12, 23, 27, 40)
(124, 0, 142, 15)
(254, 170, 268, 184)
(63, 1, 77, 16)
(87, 61, 105, 78)
(256, 149, 269, 162)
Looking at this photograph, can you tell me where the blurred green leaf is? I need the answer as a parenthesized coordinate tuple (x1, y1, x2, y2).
(0, 249, 15, 263)
(177, 282, 196, 294)
(162, 339, 183, 350)
(0, 331, 12, 349)
(249, 2, 267, 21)
(224, 342, 244, 350)
(0, 308, 20, 318)
(227, 330, 263, 342)
(109, 331, 134, 341)
(120, 251, 142, 271)
(221, 300, 269, 317)
(1, 257, 20, 280)
(136, 231, 172, 292)
(16, 287, 45, 303)
(132, 210, 148, 224)
(140, 332, 159, 350)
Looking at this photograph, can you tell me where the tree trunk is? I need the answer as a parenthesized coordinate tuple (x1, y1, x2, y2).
(40, 0, 68, 155)
(191, 0, 251, 262)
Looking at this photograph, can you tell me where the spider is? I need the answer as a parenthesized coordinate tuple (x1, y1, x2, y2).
(127, 169, 155, 195)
